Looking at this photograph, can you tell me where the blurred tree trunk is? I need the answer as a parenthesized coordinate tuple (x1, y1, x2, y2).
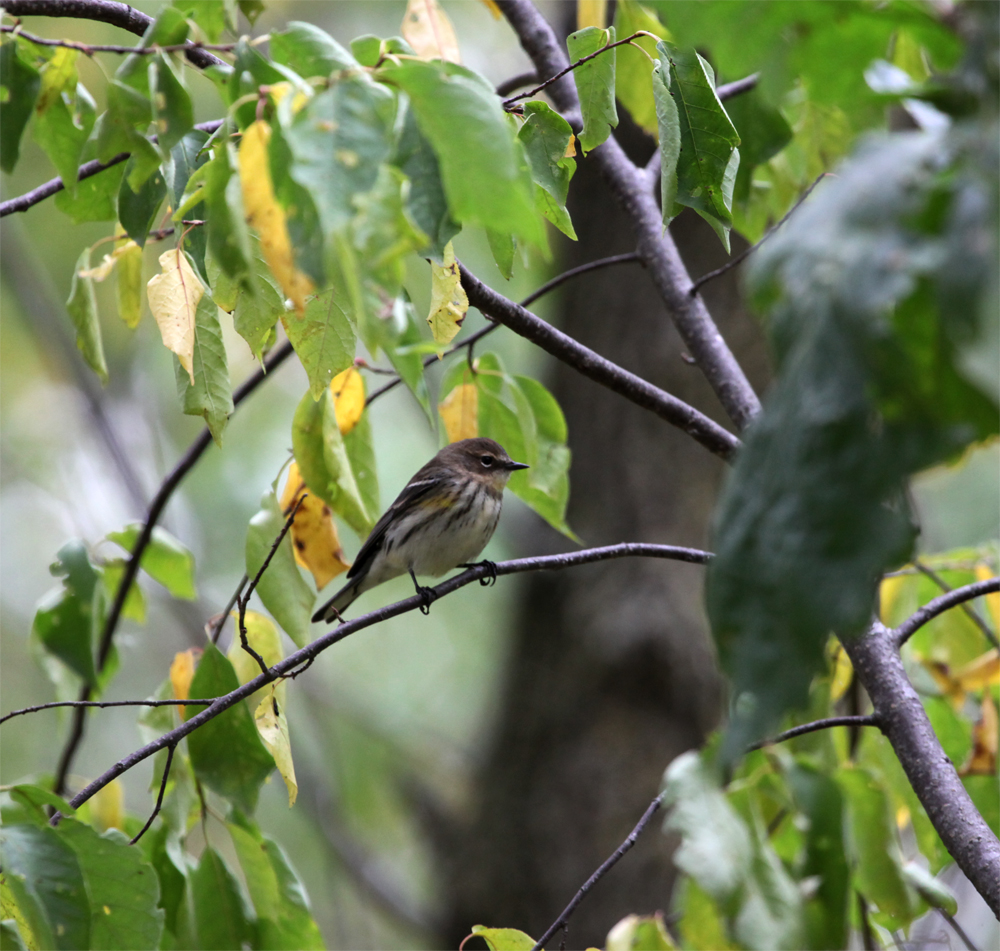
(438, 111, 772, 948)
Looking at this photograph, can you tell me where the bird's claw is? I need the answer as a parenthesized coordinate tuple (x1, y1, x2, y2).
(416, 585, 437, 615)
(462, 560, 498, 586)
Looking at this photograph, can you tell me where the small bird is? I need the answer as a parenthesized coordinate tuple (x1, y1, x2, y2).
(312, 437, 529, 622)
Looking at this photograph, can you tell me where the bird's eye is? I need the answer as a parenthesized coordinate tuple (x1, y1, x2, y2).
(480, 454, 494, 467)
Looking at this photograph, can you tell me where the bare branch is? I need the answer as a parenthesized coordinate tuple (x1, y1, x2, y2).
(1, 120, 223, 218)
(495, 70, 538, 97)
(53, 341, 295, 795)
(936, 907, 980, 951)
(460, 263, 741, 460)
(747, 714, 879, 751)
(60, 542, 711, 811)
(914, 561, 999, 649)
(530, 794, 665, 951)
(843, 621, 1000, 915)
(129, 743, 175, 845)
(1, 24, 237, 55)
(1, 698, 221, 726)
(716, 72, 760, 102)
(0, 0, 225, 68)
(894, 578, 1000, 649)
(688, 173, 830, 298)
(495, 0, 762, 431)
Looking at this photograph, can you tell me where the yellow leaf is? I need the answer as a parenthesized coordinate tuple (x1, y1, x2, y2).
(115, 225, 144, 328)
(279, 462, 351, 589)
(974, 562, 999, 631)
(925, 660, 968, 710)
(147, 249, 204, 383)
(90, 779, 124, 833)
(478, 0, 502, 19)
(953, 649, 1000, 692)
(895, 803, 911, 831)
(402, 0, 462, 63)
(829, 643, 854, 702)
(170, 648, 200, 717)
(238, 120, 314, 316)
(37, 46, 76, 113)
(330, 367, 365, 435)
(255, 687, 298, 806)
(565, 134, 577, 158)
(879, 572, 907, 624)
(439, 382, 478, 443)
(961, 692, 998, 776)
(228, 609, 284, 709)
(427, 241, 468, 345)
(267, 81, 310, 114)
(578, 0, 608, 30)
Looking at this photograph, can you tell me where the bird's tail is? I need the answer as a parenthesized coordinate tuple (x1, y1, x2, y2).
(312, 575, 363, 623)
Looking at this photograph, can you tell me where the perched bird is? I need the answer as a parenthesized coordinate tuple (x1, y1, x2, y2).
(312, 437, 529, 622)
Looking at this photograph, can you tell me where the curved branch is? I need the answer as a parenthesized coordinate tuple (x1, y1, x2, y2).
(495, 0, 762, 432)
(0, 0, 225, 68)
(52, 340, 295, 795)
(913, 562, 998, 649)
(61, 542, 712, 811)
(843, 622, 1000, 916)
(1, 698, 222, 726)
(460, 264, 741, 460)
(894, 578, 1000, 648)
(1, 119, 223, 218)
(747, 714, 879, 751)
(1, 24, 236, 55)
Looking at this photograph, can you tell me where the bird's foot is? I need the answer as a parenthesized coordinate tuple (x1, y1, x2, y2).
(461, 560, 498, 587)
(409, 570, 437, 615)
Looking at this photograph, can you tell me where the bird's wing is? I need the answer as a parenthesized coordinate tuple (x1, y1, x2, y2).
(345, 474, 442, 580)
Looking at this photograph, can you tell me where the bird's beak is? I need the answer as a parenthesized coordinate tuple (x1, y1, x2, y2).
(505, 461, 530, 471)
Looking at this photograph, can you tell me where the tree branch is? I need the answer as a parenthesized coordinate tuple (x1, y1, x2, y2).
(530, 794, 665, 951)
(894, 578, 1000, 649)
(1, 24, 236, 55)
(842, 622, 1000, 916)
(747, 714, 879, 751)
(128, 743, 175, 845)
(460, 263, 741, 460)
(913, 561, 999, 649)
(59, 543, 711, 812)
(495, 0, 762, 432)
(52, 340, 295, 795)
(0, 119, 223, 218)
(0, 0, 225, 68)
(1, 697, 221, 725)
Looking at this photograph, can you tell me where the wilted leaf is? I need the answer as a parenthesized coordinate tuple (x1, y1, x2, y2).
(89, 780, 124, 834)
(255, 688, 298, 806)
(427, 241, 468, 344)
(147, 249, 203, 383)
(440, 383, 478, 443)
(330, 367, 365, 435)
(170, 648, 198, 715)
(114, 227, 144, 328)
(568, 26, 618, 154)
(402, 0, 461, 63)
(66, 247, 109, 385)
(279, 461, 350, 590)
(961, 692, 998, 776)
(974, 562, 999, 630)
(239, 120, 314, 315)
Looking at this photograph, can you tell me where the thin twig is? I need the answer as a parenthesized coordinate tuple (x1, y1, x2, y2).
(746, 714, 879, 752)
(936, 907, 980, 951)
(530, 794, 665, 951)
(894, 578, 1000, 648)
(365, 252, 643, 409)
(688, 172, 830, 298)
(129, 743, 176, 845)
(236, 495, 306, 676)
(52, 340, 294, 795)
(914, 561, 998, 649)
(503, 31, 655, 109)
(1, 698, 221, 726)
(61, 543, 712, 813)
(209, 575, 247, 645)
(495, 70, 538, 97)
(1, 24, 238, 55)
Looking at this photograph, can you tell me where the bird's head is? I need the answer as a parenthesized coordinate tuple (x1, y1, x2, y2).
(439, 438, 529, 489)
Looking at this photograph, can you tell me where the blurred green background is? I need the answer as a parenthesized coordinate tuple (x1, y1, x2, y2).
(1, 2, 996, 948)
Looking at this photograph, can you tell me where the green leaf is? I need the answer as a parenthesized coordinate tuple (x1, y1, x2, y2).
(382, 294, 433, 422)
(0, 40, 40, 173)
(106, 524, 197, 600)
(149, 53, 193, 153)
(55, 163, 125, 223)
(0, 823, 89, 951)
(94, 81, 161, 189)
(379, 59, 544, 247)
(486, 228, 516, 280)
(66, 247, 109, 385)
(245, 488, 315, 646)
(231, 235, 285, 360)
(836, 766, 913, 921)
(188, 847, 254, 950)
(350, 35, 382, 68)
(567, 26, 618, 154)
(228, 822, 325, 950)
(183, 644, 275, 811)
(343, 407, 379, 537)
(283, 75, 396, 236)
(173, 293, 233, 444)
(116, 7, 189, 95)
(271, 21, 358, 77)
(141, 824, 187, 941)
(0, 919, 28, 951)
(613, 0, 669, 136)
(281, 288, 355, 399)
(33, 49, 95, 192)
(57, 821, 164, 950)
(117, 160, 166, 247)
(518, 101, 577, 240)
(675, 877, 734, 951)
(724, 88, 792, 205)
(165, 130, 211, 277)
(470, 926, 537, 951)
(100, 559, 146, 623)
(7, 786, 76, 822)
(651, 53, 680, 222)
(238, 0, 266, 26)
(655, 42, 740, 251)
(206, 139, 254, 286)
(901, 863, 957, 917)
(173, 0, 228, 43)
(709, 129, 999, 757)
(32, 540, 100, 685)
(393, 104, 460, 260)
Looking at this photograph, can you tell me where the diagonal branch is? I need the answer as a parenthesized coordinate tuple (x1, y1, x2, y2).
(913, 561, 999, 649)
(747, 714, 879, 751)
(60, 542, 712, 812)
(460, 263, 741, 460)
(894, 577, 1000, 649)
(1, 24, 236, 55)
(495, 0, 762, 432)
